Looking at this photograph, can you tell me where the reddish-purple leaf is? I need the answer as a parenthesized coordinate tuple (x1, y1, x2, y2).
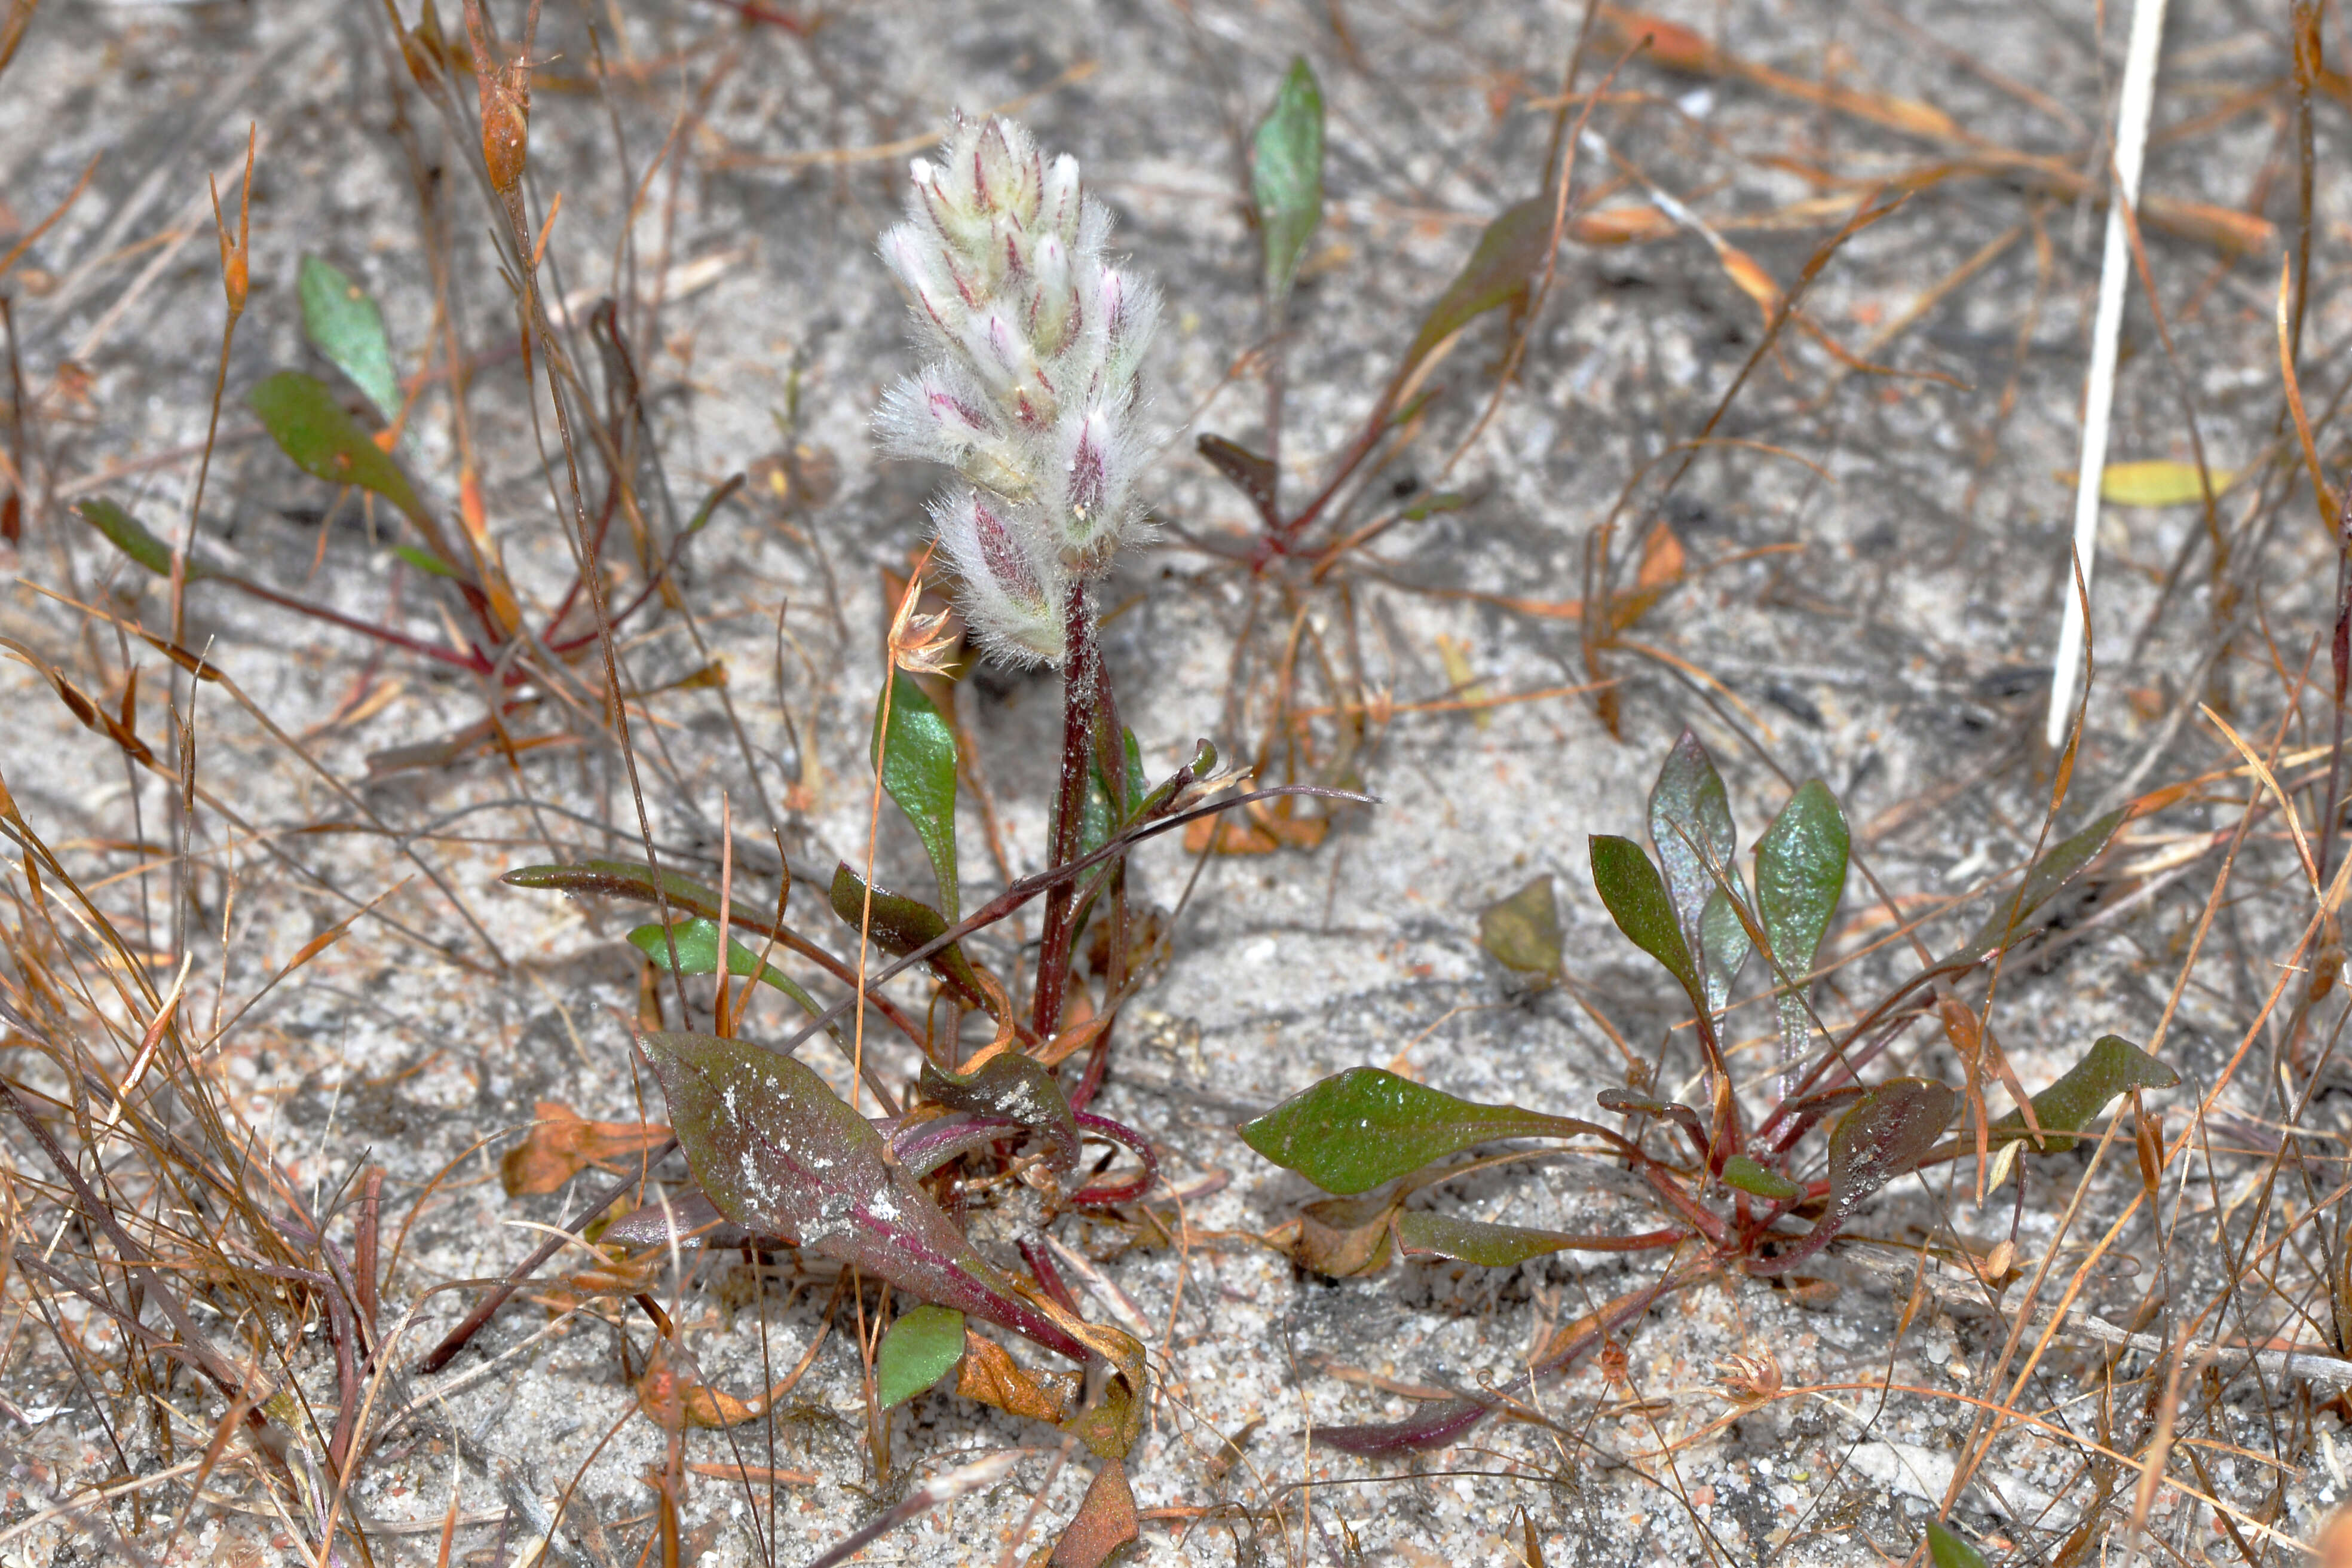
(1751, 1077, 1955, 1275)
(920, 1052, 1077, 1170)
(641, 1030, 1088, 1361)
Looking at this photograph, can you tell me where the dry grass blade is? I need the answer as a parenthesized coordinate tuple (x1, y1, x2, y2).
(2045, 0, 2172, 744)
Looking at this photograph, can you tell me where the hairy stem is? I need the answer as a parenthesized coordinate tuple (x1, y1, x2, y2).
(1031, 579, 1098, 1036)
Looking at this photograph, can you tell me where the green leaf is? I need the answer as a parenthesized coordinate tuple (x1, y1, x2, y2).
(1698, 887, 1752, 1015)
(1239, 1066, 1606, 1196)
(1590, 835, 1706, 1017)
(872, 670, 961, 917)
(1955, 807, 2129, 963)
(390, 543, 457, 578)
(640, 1031, 1092, 1367)
(1393, 198, 1552, 398)
(1251, 57, 1325, 305)
(1132, 739, 1219, 822)
(502, 859, 769, 929)
(1649, 729, 1748, 1012)
(1754, 781, 1848, 1067)
(828, 862, 985, 1006)
(626, 917, 824, 1016)
(1720, 1154, 1800, 1201)
(1989, 1034, 2178, 1152)
(1121, 728, 1145, 810)
(876, 1304, 966, 1408)
(1398, 491, 1469, 523)
(79, 498, 209, 581)
(1479, 875, 1563, 976)
(1393, 1211, 1580, 1267)
(1925, 1520, 1990, 1568)
(298, 256, 402, 425)
(920, 1052, 1078, 1170)
(1075, 729, 1149, 862)
(247, 370, 425, 522)
(685, 473, 743, 534)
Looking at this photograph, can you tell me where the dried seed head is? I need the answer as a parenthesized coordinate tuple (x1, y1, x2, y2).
(402, 0, 451, 87)
(875, 115, 1159, 664)
(481, 61, 531, 195)
(209, 125, 256, 321)
(1714, 1352, 1783, 1408)
(461, 1, 531, 198)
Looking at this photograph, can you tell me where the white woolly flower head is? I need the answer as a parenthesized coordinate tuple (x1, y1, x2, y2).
(874, 114, 1159, 666)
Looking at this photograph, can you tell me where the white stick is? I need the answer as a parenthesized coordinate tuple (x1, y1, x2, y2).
(2045, 0, 2173, 747)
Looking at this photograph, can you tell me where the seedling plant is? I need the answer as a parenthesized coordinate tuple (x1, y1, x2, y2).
(1241, 728, 2178, 1457)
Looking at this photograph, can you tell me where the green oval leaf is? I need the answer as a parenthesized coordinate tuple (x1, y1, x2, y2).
(828, 862, 985, 1006)
(1590, 834, 1705, 1016)
(1479, 875, 1563, 976)
(873, 670, 960, 917)
(1754, 780, 1848, 1062)
(1393, 1211, 1576, 1267)
(247, 370, 424, 521)
(1239, 1066, 1604, 1196)
(1252, 57, 1325, 305)
(877, 1303, 966, 1408)
(298, 256, 402, 425)
(1649, 729, 1735, 939)
(1720, 1154, 1800, 1201)
(1955, 807, 2129, 963)
(1993, 1034, 2178, 1150)
(1394, 198, 1552, 393)
(626, 917, 824, 1015)
(79, 498, 209, 581)
(1925, 1520, 1989, 1568)
(1649, 729, 1749, 1011)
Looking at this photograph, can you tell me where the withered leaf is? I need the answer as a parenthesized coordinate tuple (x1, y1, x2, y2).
(502, 1101, 669, 1197)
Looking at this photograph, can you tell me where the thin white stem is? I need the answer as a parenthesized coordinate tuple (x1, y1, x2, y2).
(2046, 0, 2172, 746)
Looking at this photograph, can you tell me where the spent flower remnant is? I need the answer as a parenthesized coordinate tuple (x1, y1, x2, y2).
(877, 117, 1160, 666)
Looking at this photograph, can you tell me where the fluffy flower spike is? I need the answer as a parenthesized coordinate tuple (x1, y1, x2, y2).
(876, 115, 1158, 666)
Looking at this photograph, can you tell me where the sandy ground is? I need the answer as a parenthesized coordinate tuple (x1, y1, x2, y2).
(2, 0, 2348, 1562)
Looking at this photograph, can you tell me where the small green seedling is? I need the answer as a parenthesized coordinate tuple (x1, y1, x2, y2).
(1241, 728, 2169, 1454)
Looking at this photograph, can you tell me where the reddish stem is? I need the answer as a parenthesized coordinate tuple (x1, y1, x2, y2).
(1030, 580, 1098, 1036)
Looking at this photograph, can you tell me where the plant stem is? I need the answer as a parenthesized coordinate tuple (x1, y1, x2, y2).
(1068, 620, 1132, 1111)
(2319, 481, 2352, 889)
(1031, 578, 1098, 1036)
